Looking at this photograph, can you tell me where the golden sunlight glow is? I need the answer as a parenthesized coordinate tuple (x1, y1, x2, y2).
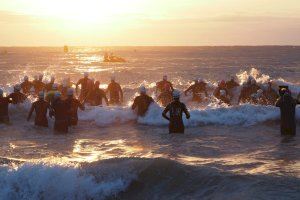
(21, 0, 146, 24)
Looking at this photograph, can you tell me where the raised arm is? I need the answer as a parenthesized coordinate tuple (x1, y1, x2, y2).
(182, 104, 190, 119)
(184, 85, 193, 96)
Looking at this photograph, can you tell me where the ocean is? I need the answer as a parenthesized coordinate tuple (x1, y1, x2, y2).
(0, 46, 299, 200)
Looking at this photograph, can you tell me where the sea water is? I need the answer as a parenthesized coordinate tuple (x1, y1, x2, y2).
(0, 46, 299, 200)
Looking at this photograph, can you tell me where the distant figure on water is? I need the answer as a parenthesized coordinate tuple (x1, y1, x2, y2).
(132, 86, 154, 117)
(162, 90, 190, 134)
(106, 76, 123, 105)
(27, 92, 50, 127)
(275, 88, 297, 136)
(0, 89, 12, 124)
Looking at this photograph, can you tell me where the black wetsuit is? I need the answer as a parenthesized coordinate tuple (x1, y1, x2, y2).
(45, 82, 54, 92)
(33, 80, 45, 94)
(132, 94, 154, 116)
(66, 97, 84, 126)
(225, 80, 239, 90)
(7, 92, 27, 104)
(265, 88, 279, 105)
(21, 81, 33, 94)
(87, 88, 108, 106)
(275, 95, 297, 136)
(0, 97, 12, 123)
(156, 80, 174, 93)
(213, 87, 230, 104)
(51, 99, 70, 133)
(162, 100, 190, 134)
(239, 84, 261, 103)
(185, 83, 208, 102)
(27, 100, 50, 127)
(107, 82, 123, 105)
(76, 78, 90, 102)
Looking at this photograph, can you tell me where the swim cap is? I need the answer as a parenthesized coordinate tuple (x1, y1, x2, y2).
(24, 76, 28, 81)
(67, 88, 74, 96)
(52, 83, 58, 90)
(139, 86, 146, 94)
(15, 84, 21, 91)
(84, 72, 89, 78)
(172, 90, 180, 98)
(163, 75, 167, 81)
(54, 91, 61, 99)
(38, 91, 44, 99)
(220, 80, 225, 86)
(220, 90, 226, 96)
(257, 89, 263, 95)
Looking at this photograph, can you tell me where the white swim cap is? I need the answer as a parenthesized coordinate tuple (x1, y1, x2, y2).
(24, 76, 28, 81)
(38, 91, 44, 98)
(67, 88, 74, 96)
(163, 75, 167, 81)
(220, 90, 226, 96)
(257, 89, 263, 95)
(52, 83, 58, 90)
(173, 90, 180, 98)
(30, 87, 35, 93)
(84, 72, 89, 78)
(139, 86, 146, 94)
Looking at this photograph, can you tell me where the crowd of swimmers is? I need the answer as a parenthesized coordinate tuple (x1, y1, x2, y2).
(0, 73, 299, 135)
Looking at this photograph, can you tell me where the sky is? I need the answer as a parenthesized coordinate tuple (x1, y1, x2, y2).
(0, 0, 300, 46)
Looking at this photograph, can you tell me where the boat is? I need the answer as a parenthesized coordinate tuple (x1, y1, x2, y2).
(103, 52, 126, 63)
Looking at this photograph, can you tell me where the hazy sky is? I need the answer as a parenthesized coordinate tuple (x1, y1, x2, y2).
(0, 0, 300, 46)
